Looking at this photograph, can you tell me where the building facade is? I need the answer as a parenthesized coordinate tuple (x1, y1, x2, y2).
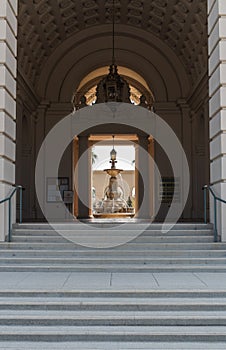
(0, 0, 226, 240)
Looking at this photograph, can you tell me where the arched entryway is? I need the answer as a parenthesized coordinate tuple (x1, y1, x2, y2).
(70, 63, 155, 220)
(11, 0, 210, 232)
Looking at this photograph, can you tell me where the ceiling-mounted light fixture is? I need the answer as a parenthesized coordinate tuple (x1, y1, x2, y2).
(95, 0, 131, 104)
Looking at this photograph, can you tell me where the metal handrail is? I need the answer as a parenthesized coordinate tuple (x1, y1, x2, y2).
(0, 185, 23, 242)
(203, 185, 226, 242)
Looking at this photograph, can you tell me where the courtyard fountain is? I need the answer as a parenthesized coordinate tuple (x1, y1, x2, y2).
(93, 137, 135, 218)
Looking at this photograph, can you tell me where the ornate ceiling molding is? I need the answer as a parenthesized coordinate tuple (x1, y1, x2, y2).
(18, 0, 207, 96)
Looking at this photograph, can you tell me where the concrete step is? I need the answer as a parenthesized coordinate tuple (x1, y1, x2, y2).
(1, 325, 226, 342)
(12, 229, 214, 236)
(0, 290, 225, 298)
(11, 235, 214, 243)
(3, 309, 226, 318)
(1, 263, 226, 272)
(1, 296, 226, 310)
(1, 341, 226, 349)
(0, 257, 226, 265)
(0, 249, 225, 257)
(0, 314, 226, 326)
(1, 242, 224, 250)
(14, 223, 214, 230)
(3, 302, 226, 312)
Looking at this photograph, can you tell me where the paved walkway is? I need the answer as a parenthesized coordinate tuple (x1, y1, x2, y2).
(0, 272, 226, 290)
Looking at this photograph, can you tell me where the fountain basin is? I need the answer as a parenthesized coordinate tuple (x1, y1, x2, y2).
(93, 212, 135, 218)
(104, 168, 123, 177)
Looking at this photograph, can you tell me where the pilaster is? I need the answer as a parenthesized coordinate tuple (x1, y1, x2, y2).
(135, 135, 151, 219)
(0, 0, 18, 241)
(208, 0, 226, 240)
(177, 99, 192, 219)
(77, 135, 91, 219)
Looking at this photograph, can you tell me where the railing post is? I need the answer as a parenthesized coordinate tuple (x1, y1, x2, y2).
(0, 185, 23, 243)
(203, 185, 207, 224)
(8, 199, 11, 243)
(19, 186, 22, 224)
(214, 197, 218, 242)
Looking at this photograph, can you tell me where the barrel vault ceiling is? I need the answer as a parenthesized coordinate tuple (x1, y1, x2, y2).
(18, 0, 207, 91)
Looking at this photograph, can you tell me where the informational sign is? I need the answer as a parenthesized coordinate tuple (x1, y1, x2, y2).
(159, 177, 180, 203)
(63, 190, 73, 204)
(46, 177, 69, 202)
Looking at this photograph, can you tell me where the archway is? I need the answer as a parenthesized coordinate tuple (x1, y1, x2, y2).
(73, 66, 154, 106)
(14, 1, 209, 225)
(72, 66, 155, 219)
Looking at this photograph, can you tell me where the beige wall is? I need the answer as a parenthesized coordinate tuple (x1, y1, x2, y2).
(208, 0, 226, 240)
(0, 0, 17, 240)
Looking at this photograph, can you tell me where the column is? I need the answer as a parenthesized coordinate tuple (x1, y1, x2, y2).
(77, 135, 91, 219)
(30, 111, 38, 220)
(135, 135, 151, 219)
(148, 137, 155, 218)
(208, 0, 226, 240)
(177, 99, 193, 219)
(0, 0, 17, 241)
(73, 138, 79, 217)
(35, 102, 49, 219)
(15, 95, 24, 220)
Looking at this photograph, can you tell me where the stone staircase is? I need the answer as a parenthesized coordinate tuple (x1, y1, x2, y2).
(0, 222, 225, 272)
(0, 290, 226, 349)
(0, 222, 226, 348)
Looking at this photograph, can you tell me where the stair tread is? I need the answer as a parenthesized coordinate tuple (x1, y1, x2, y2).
(2, 298, 226, 304)
(1, 264, 226, 268)
(0, 341, 225, 350)
(1, 257, 226, 261)
(1, 249, 225, 253)
(1, 325, 226, 333)
(1, 310, 226, 316)
(1, 314, 226, 319)
(1, 243, 225, 250)
(0, 290, 226, 297)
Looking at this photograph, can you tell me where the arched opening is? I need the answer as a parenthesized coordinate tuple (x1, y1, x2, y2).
(72, 66, 154, 109)
(72, 67, 155, 219)
(15, 1, 209, 224)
